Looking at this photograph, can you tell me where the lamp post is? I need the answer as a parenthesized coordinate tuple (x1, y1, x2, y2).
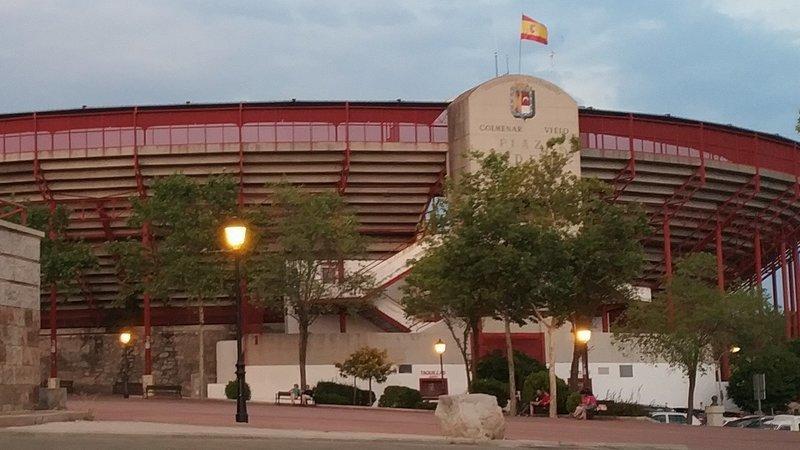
(119, 330, 133, 399)
(575, 329, 592, 388)
(715, 346, 740, 404)
(224, 220, 249, 423)
(433, 339, 447, 395)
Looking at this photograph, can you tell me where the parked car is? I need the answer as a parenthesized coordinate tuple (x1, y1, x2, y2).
(761, 415, 800, 431)
(723, 415, 764, 427)
(649, 411, 702, 425)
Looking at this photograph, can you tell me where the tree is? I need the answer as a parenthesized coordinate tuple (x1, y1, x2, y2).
(614, 253, 781, 423)
(111, 174, 238, 394)
(405, 139, 588, 417)
(402, 231, 493, 386)
(565, 190, 648, 388)
(728, 341, 800, 413)
(335, 346, 393, 405)
(247, 185, 374, 388)
(25, 205, 97, 377)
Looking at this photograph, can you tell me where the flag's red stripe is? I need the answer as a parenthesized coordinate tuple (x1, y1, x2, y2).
(520, 33, 548, 44)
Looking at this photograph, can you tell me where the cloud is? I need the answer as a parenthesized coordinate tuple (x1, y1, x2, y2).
(709, 0, 800, 46)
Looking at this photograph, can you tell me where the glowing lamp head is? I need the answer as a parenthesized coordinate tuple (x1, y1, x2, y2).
(119, 331, 132, 345)
(730, 346, 741, 354)
(224, 223, 248, 250)
(576, 329, 592, 344)
(434, 339, 446, 355)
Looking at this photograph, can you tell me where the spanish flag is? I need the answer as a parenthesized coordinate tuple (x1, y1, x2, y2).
(520, 14, 548, 44)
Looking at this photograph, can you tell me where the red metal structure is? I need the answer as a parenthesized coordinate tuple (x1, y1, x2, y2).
(2, 103, 799, 379)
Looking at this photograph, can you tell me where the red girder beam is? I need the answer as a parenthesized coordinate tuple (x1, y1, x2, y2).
(337, 102, 351, 195)
(686, 174, 760, 253)
(651, 163, 707, 226)
(780, 241, 792, 338)
(95, 200, 115, 241)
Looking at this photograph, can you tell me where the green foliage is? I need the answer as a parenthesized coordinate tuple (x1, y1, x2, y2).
(614, 253, 783, 419)
(469, 378, 509, 408)
(566, 391, 582, 414)
(112, 174, 238, 306)
(224, 380, 251, 401)
(378, 386, 423, 409)
(520, 371, 571, 414)
(246, 184, 375, 386)
(728, 341, 800, 413)
(314, 381, 375, 406)
(475, 350, 545, 385)
(597, 401, 649, 417)
(335, 346, 393, 386)
(25, 205, 98, 298)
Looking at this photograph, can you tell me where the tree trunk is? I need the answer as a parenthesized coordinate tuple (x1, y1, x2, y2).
(198, 305, 206, 399)
(686, 364, 697, 426)
(569, 325, 580, 390)
(503, 318, 517, 416)
(352, 377, 357, 405)
(298, 318, 309, 389)
(469, 317, 481, 383)
(368, 378, 373, 406)
(546, 319, 557, 418)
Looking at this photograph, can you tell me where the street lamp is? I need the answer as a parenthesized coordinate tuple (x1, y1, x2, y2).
(224, 219, 249, 423)
(576, 329, 591, 344)
(715, 345, 740, 404)
(434, 339, 446, 381)
(119, 329, 133, 399)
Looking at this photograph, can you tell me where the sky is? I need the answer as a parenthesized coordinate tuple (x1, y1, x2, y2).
(0, 0, 798, 137)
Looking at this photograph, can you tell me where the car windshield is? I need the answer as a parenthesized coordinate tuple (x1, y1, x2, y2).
(670, 414, 687, 424)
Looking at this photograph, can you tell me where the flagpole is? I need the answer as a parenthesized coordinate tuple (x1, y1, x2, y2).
(518, 38, 522, 74)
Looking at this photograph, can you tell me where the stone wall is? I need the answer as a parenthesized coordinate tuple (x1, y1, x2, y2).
(39, 324, 235, 397)
(0, 219, 43, 412)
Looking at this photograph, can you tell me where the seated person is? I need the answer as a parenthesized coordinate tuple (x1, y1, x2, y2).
(300, 384, 314, 405)
(530, 389, 551, 415)
(572, 389, 598, 420)
(290, 383, 301, 405)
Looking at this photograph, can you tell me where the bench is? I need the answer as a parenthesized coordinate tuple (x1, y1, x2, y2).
(146, 385, 182, 399)
(274, 390, 314, 406)
(112, 382, 143, 396)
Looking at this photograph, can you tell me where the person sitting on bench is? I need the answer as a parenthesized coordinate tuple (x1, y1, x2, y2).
(572, 389, 598, 420)
(290, 384, 302, 405)
(530, 389, 551, 415)
(300, 384, 314, 405)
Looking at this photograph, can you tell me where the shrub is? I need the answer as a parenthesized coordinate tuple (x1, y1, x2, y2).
(520, 371, 571, 414)
(224, 380, 251, 401)
(314, 381, 375, 406)
(378, 386, 423, 409)
(599, 400, 650, 417)
(469, 378, 509, 408)
(566, 391, 582, 414)
(476, 350, 546, 386)
(728, 344, 800, 413)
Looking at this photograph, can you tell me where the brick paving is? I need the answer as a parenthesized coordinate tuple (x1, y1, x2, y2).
(68, 396, 800, 450)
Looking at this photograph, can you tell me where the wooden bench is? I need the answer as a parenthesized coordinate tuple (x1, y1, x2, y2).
(274, 390, 315, 406)
(146, 384, 182, 399)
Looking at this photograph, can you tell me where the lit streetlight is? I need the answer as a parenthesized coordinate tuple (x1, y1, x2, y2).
(576, 329, 591, 344)
(224, 219, 249, 423)
(434, 339, 446, 382)
(119, 329, 133, 399)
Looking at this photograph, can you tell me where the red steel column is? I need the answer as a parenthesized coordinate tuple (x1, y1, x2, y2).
(754, 228, 763, 288)
(791, 243, 800, 338)
(790, 255, 797, 339)
(772, 261, 779, 308)
(663, 215, 674, 323)
(780, 241, 791, 338)
(49, 284, 58, 378)
(715, 221, 724, 290)
(142, 223, 153, 376)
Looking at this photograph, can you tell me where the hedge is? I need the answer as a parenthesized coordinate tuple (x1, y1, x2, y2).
(224, 380, 251, 401)
(520, 370, 571, 414)
(314, 381, 375, 406)
(378, 386, 423, 409)
(469, 378, 509, 408)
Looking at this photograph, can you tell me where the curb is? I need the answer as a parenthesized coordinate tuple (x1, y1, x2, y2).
(0, 410, 93, 428)
(0, 420, 688, 449)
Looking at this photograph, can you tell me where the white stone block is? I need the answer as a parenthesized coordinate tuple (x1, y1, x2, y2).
(435, 393, 505, 440)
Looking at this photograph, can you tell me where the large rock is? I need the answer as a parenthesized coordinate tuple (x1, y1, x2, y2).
(435, 394, 505, 440)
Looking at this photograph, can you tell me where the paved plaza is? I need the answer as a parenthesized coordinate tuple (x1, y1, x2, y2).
(1, 396, 795, 450)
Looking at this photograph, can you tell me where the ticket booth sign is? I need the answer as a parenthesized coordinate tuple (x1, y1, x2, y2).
(420, 378, 448, 399)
